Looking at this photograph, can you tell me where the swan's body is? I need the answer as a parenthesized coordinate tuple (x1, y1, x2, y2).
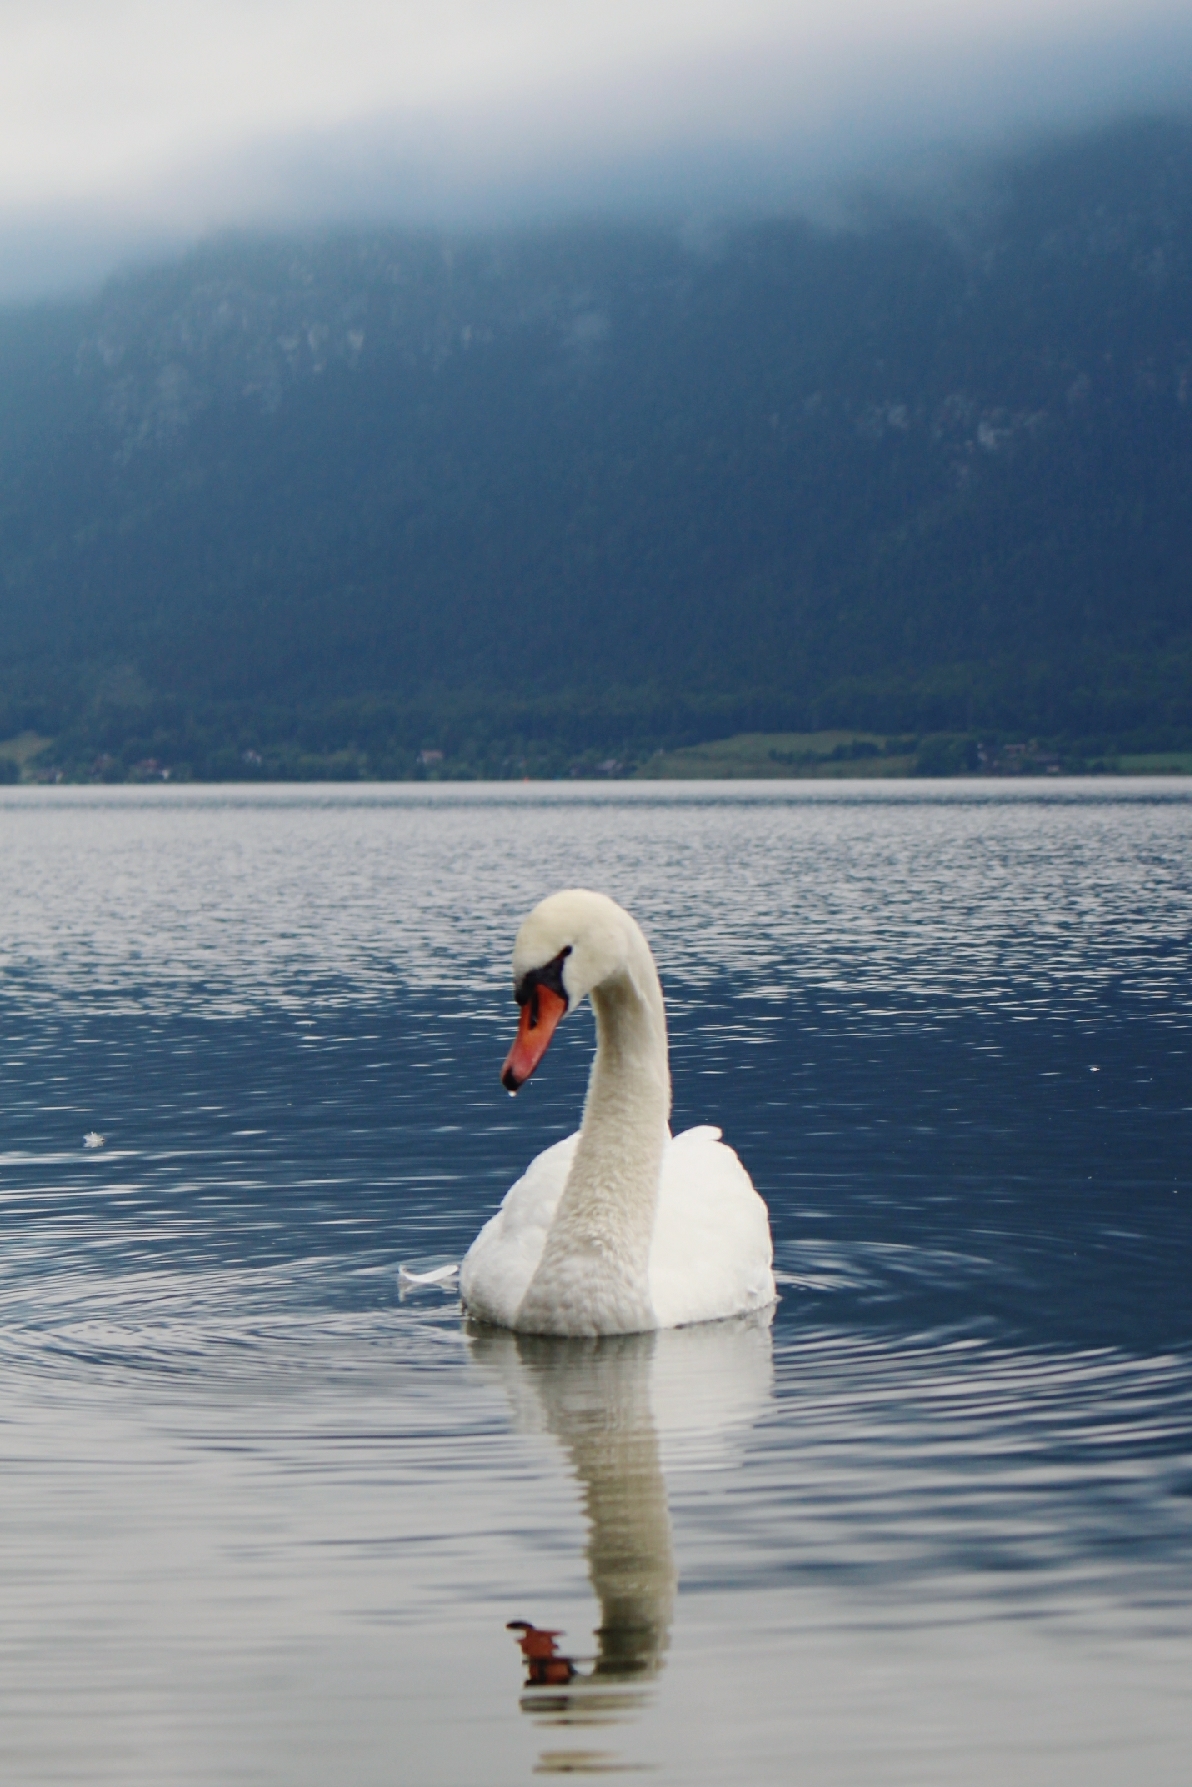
(462, 1125, 773, 1330)
(461, 890, 775, 1336)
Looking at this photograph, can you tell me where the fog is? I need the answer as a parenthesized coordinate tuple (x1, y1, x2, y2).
(1, 0, 1191, 298)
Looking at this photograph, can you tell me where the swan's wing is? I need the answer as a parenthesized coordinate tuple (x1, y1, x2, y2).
(460, 1132, 579, 1327)
(649, 1127, 775, 1328)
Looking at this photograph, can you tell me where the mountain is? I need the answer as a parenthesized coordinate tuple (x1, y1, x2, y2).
(1, 116, 1190, 779)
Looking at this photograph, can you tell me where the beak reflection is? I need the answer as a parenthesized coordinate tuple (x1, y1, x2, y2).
(506, 1620, 578, 1687)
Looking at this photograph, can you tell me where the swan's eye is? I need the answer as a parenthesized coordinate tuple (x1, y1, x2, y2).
(515, 947, 572, 1016)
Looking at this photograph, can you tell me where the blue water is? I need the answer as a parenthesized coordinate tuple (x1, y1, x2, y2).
(0, 782, 1188, 1784)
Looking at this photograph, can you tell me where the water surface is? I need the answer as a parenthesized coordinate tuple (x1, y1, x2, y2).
(0, 782, 1188, 1784)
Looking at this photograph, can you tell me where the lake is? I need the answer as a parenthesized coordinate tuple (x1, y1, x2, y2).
(0, 781, 1189, 1784)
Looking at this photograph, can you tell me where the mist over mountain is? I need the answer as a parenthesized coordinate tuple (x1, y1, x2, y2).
(1, 117, 1190, 779)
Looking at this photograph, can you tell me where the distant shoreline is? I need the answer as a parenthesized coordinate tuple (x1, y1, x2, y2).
(5, 726, 1190, 786)
(5, 771, 1191, 791)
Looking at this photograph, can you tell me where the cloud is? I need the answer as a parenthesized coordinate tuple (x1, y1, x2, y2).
(0, 0, 1190, 297)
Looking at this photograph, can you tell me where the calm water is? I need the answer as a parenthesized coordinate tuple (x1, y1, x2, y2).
(0, 781, 1189, 1785)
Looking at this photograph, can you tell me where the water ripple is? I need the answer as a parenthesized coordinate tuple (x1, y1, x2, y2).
(1, 783, 1189, 1023)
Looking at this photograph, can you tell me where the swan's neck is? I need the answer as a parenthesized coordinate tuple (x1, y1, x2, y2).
(517, 956, 670, 1336)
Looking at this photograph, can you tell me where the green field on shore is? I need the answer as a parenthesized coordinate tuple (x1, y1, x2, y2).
(635, 734, 1192, 780)
(635, 733, 915, 779)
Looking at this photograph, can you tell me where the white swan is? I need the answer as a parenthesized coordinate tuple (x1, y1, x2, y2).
(461, 890, 775, 1336)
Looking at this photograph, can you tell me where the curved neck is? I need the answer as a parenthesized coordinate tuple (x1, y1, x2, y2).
(516, 944, 671, 1336)
(586, 963, 671, 1144)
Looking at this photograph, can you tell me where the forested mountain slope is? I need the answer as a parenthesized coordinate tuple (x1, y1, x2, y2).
(1, 117, 1190, 778)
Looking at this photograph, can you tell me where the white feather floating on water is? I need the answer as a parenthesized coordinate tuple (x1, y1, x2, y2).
(83, 1132, 105, 1150)
(398, 1257, 460, 1289)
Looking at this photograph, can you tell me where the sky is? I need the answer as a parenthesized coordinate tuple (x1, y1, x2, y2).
(1, 0, 1191, 299)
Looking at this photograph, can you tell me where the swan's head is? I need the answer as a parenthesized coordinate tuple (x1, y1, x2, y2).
(501, 890, 646, 1093)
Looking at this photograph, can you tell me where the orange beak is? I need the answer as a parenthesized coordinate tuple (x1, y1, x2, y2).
(502, 985, 567, 1092)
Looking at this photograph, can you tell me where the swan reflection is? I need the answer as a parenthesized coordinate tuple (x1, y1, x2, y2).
(468, 1311, 774, 1758)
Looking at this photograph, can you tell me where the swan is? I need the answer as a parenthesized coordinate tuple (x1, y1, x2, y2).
(460, 890, 775, 1336)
